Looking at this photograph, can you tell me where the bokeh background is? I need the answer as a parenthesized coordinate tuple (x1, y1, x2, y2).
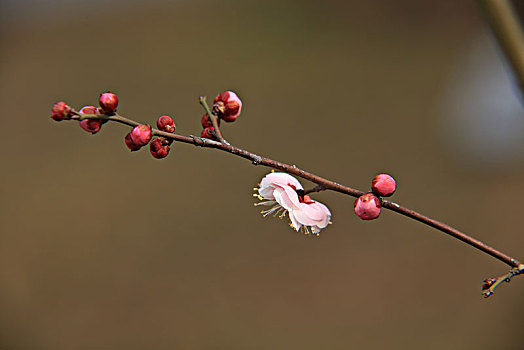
(1, 0, 524, 349)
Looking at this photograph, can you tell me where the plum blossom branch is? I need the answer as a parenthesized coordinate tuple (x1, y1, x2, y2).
(51, 92, 522, 297)
(71, 107, 522, 269)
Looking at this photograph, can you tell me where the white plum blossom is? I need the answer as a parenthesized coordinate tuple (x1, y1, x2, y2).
(254, 172, 331, 235)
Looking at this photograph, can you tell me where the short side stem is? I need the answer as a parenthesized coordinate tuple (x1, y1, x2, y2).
(303, 185, 327, 195)
(199, 96, 227, 143)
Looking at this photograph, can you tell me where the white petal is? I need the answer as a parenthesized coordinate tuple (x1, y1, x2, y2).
(288, 210, 301, 231)
(273, 187, 301, 211)
(258, 186, 276, 200)
(259, 172, 303, 191)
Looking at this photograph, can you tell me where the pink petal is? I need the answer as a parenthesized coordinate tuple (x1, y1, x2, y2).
(259, 172, 303, 191)
(273, 187, 301, 211)
(281, 185, 302, 208)
(308, 201, 331, 228)
(293, 201, 331, 229)
(292, 209, 318, 227)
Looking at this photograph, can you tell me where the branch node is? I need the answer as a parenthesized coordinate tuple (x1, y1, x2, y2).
(189, 134, 206, 147)
(252, 155, 263, 165)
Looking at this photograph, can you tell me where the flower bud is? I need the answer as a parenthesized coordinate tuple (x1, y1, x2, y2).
(156, 115, 176, 133)
(354, 193, 381, 220)
(79, 106, 99, 115)
(213, 91, 242, 122)
(149, 137, 170, 159)
(78, 106, 105, 134)
(371, 173, 396, 197)
(201, 127, 216, 139)
(125, 132, 141, 151)
(98, 92, 119, 115)
(201, 113, 220, 128)
(482, 278, 496, 291)
(50, 101, 72, 121)
(130, 124, 152, 146)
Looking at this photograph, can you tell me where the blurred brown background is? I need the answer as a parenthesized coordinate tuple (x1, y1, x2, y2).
(1, 0, 524, 349)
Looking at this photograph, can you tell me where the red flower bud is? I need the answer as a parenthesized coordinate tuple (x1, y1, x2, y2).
(149, 137, 170, 159)
(156, 115, 176, 133)
(98, 92, 119, 115)
(201, 127, 216, 139)
(354, 193, 381, 220)
(371, 174, 396, 197)
(124, 132, 141, 151)
(201, 113, 220, 128)
(213, 91, 242, 122)
(78, 106, 105, 134)
(79, 106, 99, 115)
(50, 101, 72, 121)
(130, 124, 152, 146)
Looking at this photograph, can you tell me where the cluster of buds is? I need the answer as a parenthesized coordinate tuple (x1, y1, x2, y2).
(354, 174, 397, 220)
(51, 91, 177, 159)
(200, 91, 242, 140)
(125, 116, 176, 159)
(79, 92, 119, 134)
(50, 92, 119, 134)
(151, 116, 176, 159)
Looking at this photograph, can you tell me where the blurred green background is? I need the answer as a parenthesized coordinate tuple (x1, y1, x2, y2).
(1, 0, 524, 349)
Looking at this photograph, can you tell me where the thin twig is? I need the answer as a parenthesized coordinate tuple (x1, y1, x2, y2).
(198, 96, 228, 143)
(303, 185, 327, 195)
(481, 264, 524, 298)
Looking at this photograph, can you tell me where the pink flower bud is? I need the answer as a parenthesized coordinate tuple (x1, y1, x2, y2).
(201, 113, 220, 128)
(149, 138, 170, 159)
(156, 115, 176, 133)
(98, 92, 119, 115)
(130, 124, 152, 146)
(354, 193, 381, 220)
(50, 101, 72, 121)
(124, 132, 141, 151)
(213, 91, 242, 122)
(201, 127, 216, 139)
(78, 106, 105, 134)
(371, 174, 396, 197)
